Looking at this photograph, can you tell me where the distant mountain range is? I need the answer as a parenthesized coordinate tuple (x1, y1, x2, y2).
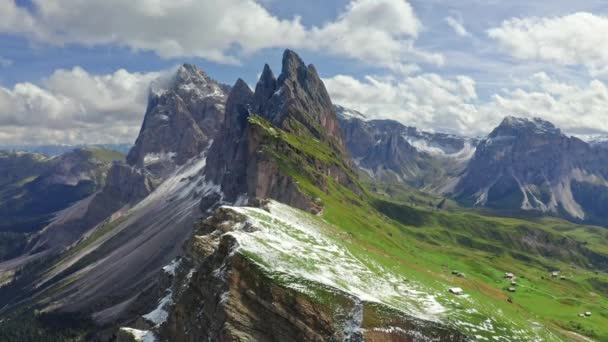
(338, 109, 608, 225)
(0, 144, 132, 157)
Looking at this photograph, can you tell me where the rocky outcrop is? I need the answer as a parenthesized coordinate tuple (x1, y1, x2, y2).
(456, 116, 608, 224)
(127, 64, 228, 168)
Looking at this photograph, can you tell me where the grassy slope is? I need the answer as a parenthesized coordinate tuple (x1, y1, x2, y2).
(248, 116, 608, 341)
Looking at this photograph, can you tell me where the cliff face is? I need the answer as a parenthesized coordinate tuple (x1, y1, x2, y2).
(127, 64, 228, 169)
(204, 50, 360, 212)
(337, 107, 477, 192)
(150, 202, 467, 342)
(455, 116, 608, 224)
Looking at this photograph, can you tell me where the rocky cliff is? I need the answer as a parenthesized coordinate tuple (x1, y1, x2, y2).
(127, 64, 229, 169)
(456, 116, 608, 224)
(337, 107, 477, 192)
(205, 50, 360, 212)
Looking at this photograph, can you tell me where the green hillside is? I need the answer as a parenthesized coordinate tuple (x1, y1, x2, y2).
(244, 114, 608, 341)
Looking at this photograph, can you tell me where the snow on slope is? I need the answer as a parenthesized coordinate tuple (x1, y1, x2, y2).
(222, 201, 561, 341)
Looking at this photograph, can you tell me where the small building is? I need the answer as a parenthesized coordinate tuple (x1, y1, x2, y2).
(578, 313, 585, 317)
(505, 272, 515, 279)
(457, 272, 465, 278)
(511, 281, 517, 286)
(560, 276, 567, 280)
(449, 287, 464, 295)
(507, 287, 516, 292)
(551, 271, 559, 277)
(585, 312, 592, 317)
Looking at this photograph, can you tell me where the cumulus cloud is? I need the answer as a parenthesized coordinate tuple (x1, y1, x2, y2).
(445, 16, 470, 37)
(488, 12, 608, 77)
(0, 67, 161, 145)
(324, 73, 488, 135)
(325, 71, 608, 137)
(486, 73, 608, 135)
(0, 0, 441, 71)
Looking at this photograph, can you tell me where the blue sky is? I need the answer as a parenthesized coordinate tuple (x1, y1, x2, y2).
(1, 0, 608, 144)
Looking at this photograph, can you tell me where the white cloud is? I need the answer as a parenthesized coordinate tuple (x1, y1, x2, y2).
(325, 71, 608, 137)
(488, 12, 608, 77)
(0, 67, 161, 145)
(445, 16, 470, 37)
(324, 73, 488, 135)
(0, 0, 441, 71)
(486, 72, 608, 135)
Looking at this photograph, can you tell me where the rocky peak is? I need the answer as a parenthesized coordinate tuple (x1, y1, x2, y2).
(175, 63, 209, 84)
(127, 64, 228, 169)
(278, 49, 307, 83)
(491, 116, 563, 138)
(255, 49, 345, 150)
(225, 79, 254, 127)
(253, 64, 277, 108)
(203, 50, 359, 211)
(204, 79, 255, 203)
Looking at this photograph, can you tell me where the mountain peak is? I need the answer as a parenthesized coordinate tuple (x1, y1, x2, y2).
(280, 49, 307, 80)
(253, 64, 277, 106)
(492, 116, 562, 137)
(226, 79, 253, 124)
(176, 63, 208, 81)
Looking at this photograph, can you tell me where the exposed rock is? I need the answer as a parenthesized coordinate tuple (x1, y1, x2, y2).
(156, 205, 467, 342)
(127, 64, 228, 168)
(205, 79, 254, 202)
(337, 108, 477, 192)
(455, 116, 608, 225)
(26, 162, 156, 254)
(204, 50, 360, 212)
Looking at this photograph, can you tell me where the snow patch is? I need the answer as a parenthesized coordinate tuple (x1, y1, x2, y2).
(224, 201, 447, 322)
(143, 152, 176, 166)
(163, 258, 181, 276)
(143, 290, 173, 326)
(120, 327, 156, 342)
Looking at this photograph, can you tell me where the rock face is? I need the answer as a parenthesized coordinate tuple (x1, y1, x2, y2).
(205, 50, 358, 211)
(154, 203, 467, 342)
(205, 79, 254, 203)
(127, 64, 229, 169)
(456, 116, 608, 224)
(337, 107, 477, 192)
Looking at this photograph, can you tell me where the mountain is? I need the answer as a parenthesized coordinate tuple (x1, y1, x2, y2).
(0, 148, 124, 234)
(456, 116, 608, 224)
(337, 106, 477, 192)
(584, 135, 608, 150)
(0, 147, 123, 263)
(1, 53, 608, 342)
(0, 144, 132, 157)
(127, 64, 229, 170)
